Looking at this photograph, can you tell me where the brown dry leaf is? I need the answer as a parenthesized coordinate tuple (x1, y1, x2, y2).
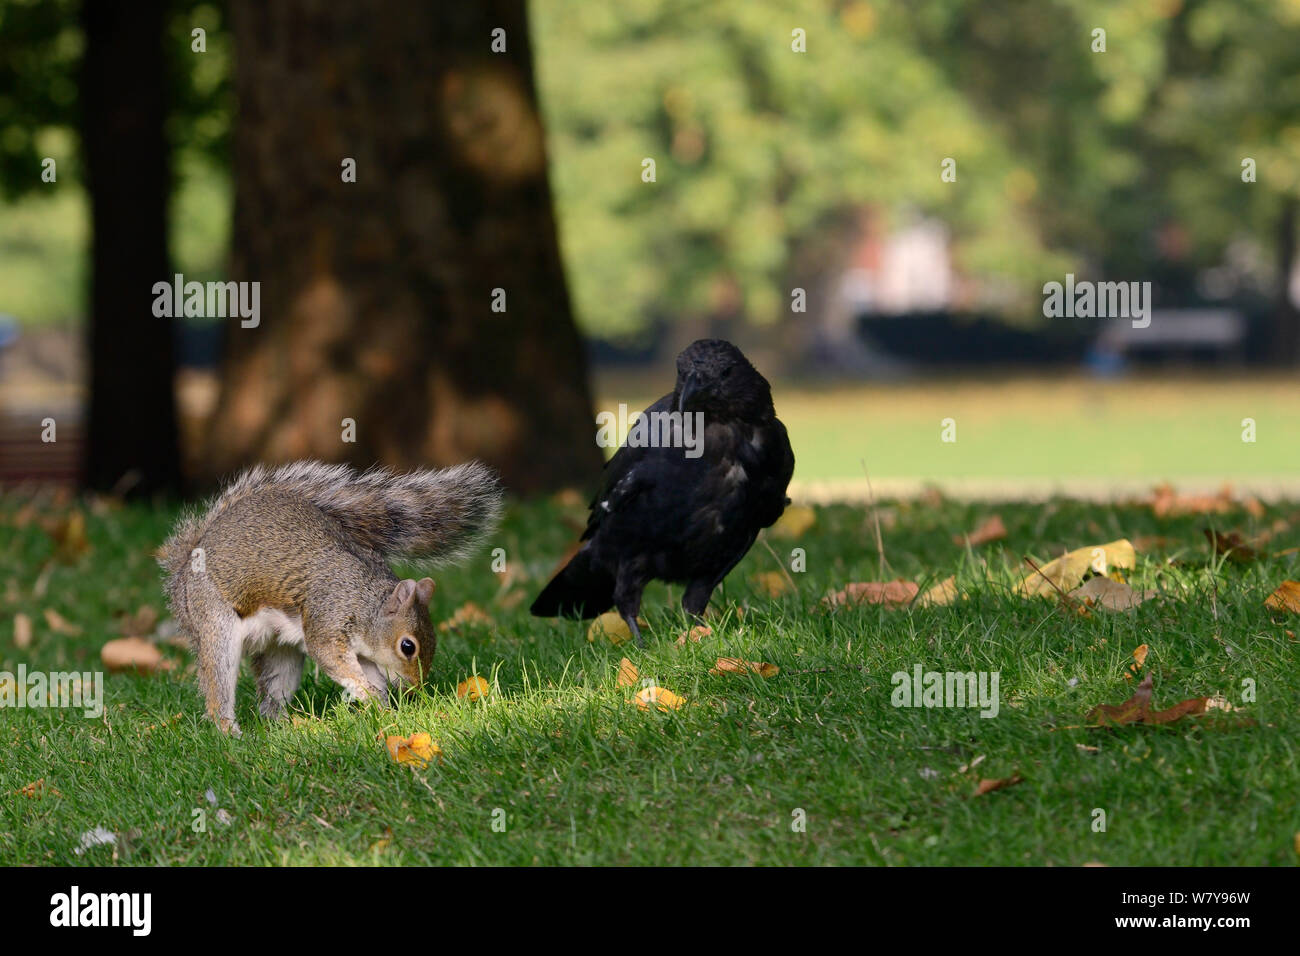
(710, 657, 779, 678)
(823, 579, 919, 609)
(13, 613, 32, 650)
(1147, 483, 1236, 517)
(43, 609, 81, 636)
(586, 611, 645, 644)
(1204, 529, 1262, 563)
(616, 658, 639, 687)
(46, 510, 91, 564)
(954, 514, 1006, 547)
(437, 602, 493, 633)
(918, 576, 958, 608)
(770, 504, 816, 539)
(633, 684, 686, 712)
(1069, 576, 1156, 611)
(1019, 539, 1136, 597)
(16, 778, 60, 799)
(1086, 673, 1230, 727)
(751, 571, 794, 597)
(385, 732, 440, 768)
(456, 676, 489, 701)
(100, 636, 164, 673)
(117, 604, 159, 638)
(675, 624, 712, 647)
(973, 775, 1023, 797)
(1264, 581, 1300, 615)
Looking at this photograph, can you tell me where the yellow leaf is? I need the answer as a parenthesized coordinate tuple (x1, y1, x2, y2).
(1019, 540, 1136, 597)
(1265, 581, 1300, 614)
(751, 571, 793, 597)
(710, 657, 779, 678)
(770, 504, 816, 539)
(457, 676, 489, 701)
(616, 658, 638, 687)
(587, 611, 644, 644)
(633, 685, 685, 712)
(675, 624, 712, 647)
(918, 576, 958, 608)
(386, 732, 440, 768)
(1131, 643, 1149, 672)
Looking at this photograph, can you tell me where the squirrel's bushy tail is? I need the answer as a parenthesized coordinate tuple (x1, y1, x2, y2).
(159, 460, 503, 575)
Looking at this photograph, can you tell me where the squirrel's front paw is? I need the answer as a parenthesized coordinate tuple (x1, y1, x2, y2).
(341, 679, 385, 707)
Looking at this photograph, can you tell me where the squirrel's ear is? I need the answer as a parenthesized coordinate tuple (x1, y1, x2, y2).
(415, 577, 435, 606)
(383, 579, 418, 614)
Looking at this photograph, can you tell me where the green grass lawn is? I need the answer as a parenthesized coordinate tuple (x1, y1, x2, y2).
(2, 489, 1297, 865)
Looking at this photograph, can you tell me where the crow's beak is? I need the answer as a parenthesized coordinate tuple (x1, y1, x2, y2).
(677, 373, 701, 413)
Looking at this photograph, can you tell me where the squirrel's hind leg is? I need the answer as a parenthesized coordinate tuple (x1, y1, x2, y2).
(188, 580, 245, 736)
(252, 645, 305, 720)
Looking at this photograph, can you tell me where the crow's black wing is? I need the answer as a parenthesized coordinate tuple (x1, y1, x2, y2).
(738, 414, 796, 528)
(580, 392, 674, 541)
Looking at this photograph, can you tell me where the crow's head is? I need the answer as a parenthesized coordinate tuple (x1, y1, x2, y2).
(673, 339, 773, 419)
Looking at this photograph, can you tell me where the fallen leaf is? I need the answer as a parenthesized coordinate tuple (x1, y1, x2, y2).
(1020, 540, 1136, 597)
(823, 580, 919, 609)
(1264, 581, 1300, 615)
(770, 504, 816, 539)
(385, 732, 440, 768)
(16, 778, 60, 799)
(1204, 529, 1261, 563)
(100, 636, 164, 673)
(587, 611, 645, 644)
(1086, 673, 1229, 726)
(43, 609, 81, 636)
(1147, 483, 1236, 517)
(918, 576, 958, 608)
(633, 684, 686, 712)
(117, 604, 160, 638)
(954, 514, 1006, 547)
(437, 602, 493, 633)
(751, 571, 794, 597)
(46, 510, 90, 563)
(1130, 644, 1149, 671)
(710, 657, 779, 678)
(675, 624, 712, 647)
(456, 676, 489, 701)
(13, 613, 32, 650)
(1069, 576, 1156, 611)
(973, 775, 1023, 797)
(616, 658, 639, 687)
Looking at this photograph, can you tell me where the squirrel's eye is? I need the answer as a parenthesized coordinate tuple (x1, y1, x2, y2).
(399, 637, 417, 659)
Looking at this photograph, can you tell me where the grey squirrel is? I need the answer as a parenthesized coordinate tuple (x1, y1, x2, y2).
(158, 461, 502, 734)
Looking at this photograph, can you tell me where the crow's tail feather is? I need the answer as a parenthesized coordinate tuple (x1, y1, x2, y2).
(530, 548, 615, 619)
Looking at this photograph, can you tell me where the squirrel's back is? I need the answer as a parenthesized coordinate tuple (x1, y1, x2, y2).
(159, 460, 503, 610)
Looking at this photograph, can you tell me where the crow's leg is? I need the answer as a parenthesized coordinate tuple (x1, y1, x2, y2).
(613, 564, 648, 648)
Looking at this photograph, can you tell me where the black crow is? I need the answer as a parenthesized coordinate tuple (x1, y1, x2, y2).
(531, 339, 795, 645)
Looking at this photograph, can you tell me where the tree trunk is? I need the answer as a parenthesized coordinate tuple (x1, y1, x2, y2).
(80, 0, 181, 495)
(1273, 196, 1299, 366)
(206, 0, 601, 493)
